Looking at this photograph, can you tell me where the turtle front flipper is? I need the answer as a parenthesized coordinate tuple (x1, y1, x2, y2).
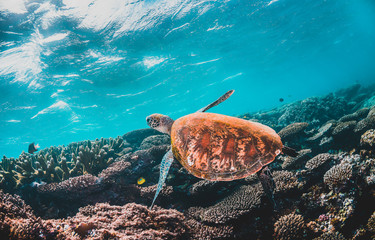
(257, 166, 278, 210)
(197, 90, 234, 112)
(150, 149, 174, 209)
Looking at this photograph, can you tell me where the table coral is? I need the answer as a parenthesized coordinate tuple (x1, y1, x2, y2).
(190, 183, 264, 224)
(37, 174, 105, 200)
(278, 122, 309, 141)
(305, 153, 334, 171)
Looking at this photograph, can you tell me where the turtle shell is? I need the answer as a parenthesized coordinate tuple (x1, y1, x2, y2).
(171, 112, 283, 181)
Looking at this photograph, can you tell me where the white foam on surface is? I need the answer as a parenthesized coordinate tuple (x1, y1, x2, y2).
(31, 101, 71, 119)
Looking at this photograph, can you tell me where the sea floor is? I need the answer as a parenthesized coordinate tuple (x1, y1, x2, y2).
(1, 83, 375, 240)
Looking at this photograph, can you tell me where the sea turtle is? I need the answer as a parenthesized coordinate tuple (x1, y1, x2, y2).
(146, 90, 297, 209)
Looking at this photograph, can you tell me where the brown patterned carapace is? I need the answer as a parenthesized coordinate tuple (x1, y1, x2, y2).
(171, 112, 283, 181)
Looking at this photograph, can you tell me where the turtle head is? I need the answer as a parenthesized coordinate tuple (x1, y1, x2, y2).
(146, 114, 174, 135)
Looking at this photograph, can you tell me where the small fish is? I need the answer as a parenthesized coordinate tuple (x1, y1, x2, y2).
(137, 177, 146, 185)
(28, 142, 40, 154)
(30, 180, 46, 188)
(279, 98, 284, 102)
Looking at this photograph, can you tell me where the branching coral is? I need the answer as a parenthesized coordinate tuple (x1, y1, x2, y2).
(274, 213, 306, 240)
(367, 211, 375, 233)
(323, 164, 353, 190)
(313, 231, 346, 240)
(360, 129, 375, 157)
(0, 136, 128, 192)
(273, 170, 301, 193)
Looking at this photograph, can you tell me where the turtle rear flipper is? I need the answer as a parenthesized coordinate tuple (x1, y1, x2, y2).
(282, 146, 298, 157)
(197, 90, 234, 112)
(257, 166, 279, 210)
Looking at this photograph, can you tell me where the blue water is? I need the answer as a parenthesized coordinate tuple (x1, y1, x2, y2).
(1, 0, 375, 158)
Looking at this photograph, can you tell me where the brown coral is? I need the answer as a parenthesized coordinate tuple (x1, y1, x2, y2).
(360, 129, 375, 158)
(323, 164, 353, 189)
(37, 174, 104, 200)
(98, 160, 131, 183)
(282, 149, 312, 169)
(338, 108, 369, 122)
(278, 122, 309, 141)
(0, 190, 48, 240)
(360, 129, 375, 148)
(189, 183, 263, 224)
(305, 153, 333, 170)
(354, 115, 375, 134)
(313, 231, 346, 240)
(307, 122, 335, 142)
(49, 202, 188, 240)
(273, 170, 300, 193)
(332, 121, 356, 137)
(274, 213, 306, 240)
(367, 211, 375, 233)
(185, 218, 233, 240)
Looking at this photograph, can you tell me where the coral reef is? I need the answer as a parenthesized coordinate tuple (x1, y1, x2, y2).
(0, 136, 129, 192)
(0, 84, 375, 239)
(46, 203, 188, 240)
(278, 122, 309, 141)
(187, 183, 264, 224)
(360, 129, 375, 158)
(0, 190, 48, 240)
(184, 218, 233, 240)
(281, 149, 312, 169)
(323, 163, 353, 190)
(273, 170, 302, 194)
(313, 231, 346, 240)
(305, 153, 334, 171)
(37, 174, 105, 200)
(274, 213, 306, 240)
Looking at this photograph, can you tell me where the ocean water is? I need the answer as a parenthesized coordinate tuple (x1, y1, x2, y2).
(1, 0, 375, 158)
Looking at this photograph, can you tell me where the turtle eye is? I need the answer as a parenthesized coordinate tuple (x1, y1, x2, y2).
(146, 116, 159, 128)
(146, 117, 153, 126)
(146, 117, 152, 125)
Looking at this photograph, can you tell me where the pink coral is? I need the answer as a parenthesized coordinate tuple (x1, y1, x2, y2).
(45, 202, 187, 240)
(0, 190, 48, 240)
